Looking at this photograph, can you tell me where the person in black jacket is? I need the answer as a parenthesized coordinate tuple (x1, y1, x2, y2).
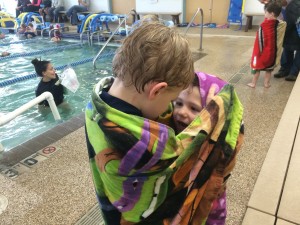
(32, 58, 64, 107)
(16, 0, 31, 17)
(39, 0, 52, 22)
(274, 0, 300, 81)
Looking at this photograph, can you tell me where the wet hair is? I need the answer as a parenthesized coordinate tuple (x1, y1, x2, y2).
(264, 1, 282, 17)
(28, 23, 33, 27)
(185, 74, 200, 95)
(191, 74, 200, 87)
(21, 23, 26, 28)
(31, 58, 50, 77)
(112, 23, 194, 92)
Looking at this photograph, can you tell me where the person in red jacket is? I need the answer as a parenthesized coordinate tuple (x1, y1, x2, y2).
(247, 1, 286, 88)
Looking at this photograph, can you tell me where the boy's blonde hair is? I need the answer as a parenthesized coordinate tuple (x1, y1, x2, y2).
(112, 23, 194, 92)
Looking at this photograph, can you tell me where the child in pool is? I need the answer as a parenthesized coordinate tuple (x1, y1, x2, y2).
(17, 23, 27, 36)
(1, 52, 10, 57)
(24, 23, 37, 38)
(0, 30, 5, 39)
(51, 24, 62, 42)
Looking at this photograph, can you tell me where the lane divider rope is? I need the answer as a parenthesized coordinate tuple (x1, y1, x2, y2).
(0, 51, 115, 87)
(0, 43, 83, 61)
(0, 38, 39, 47)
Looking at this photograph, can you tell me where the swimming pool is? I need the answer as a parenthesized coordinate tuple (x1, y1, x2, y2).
(0, 35, 116, 151)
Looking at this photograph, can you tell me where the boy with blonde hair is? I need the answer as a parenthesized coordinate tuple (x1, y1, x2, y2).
(85, 22, 243, 225)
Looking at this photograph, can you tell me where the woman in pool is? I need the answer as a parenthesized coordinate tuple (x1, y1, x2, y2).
(32, 58, 65, 107)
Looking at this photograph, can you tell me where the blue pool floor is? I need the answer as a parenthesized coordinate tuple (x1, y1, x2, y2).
(0, 26, 297, 225)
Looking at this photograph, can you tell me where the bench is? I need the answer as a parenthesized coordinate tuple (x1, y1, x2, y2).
(57, 11, 105, 23)
(244, 13, 264, 32)
(131, 11, 181, 24)
(242, 73, 300, 225)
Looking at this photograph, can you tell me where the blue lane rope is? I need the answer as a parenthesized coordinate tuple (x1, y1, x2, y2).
(0, 38, 38, 47)
(0, 43, 83, 61)
(0, 51, 115, 87)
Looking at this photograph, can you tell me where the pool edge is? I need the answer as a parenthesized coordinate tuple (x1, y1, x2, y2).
(0, 112, 85, 167)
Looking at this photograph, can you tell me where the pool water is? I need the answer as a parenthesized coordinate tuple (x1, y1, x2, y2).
(0, 36, 115, 151)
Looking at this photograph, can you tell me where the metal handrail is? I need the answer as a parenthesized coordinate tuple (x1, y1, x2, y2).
(0, 92, 61, 127)
(183, 8, 204, 51)
(90, 29, 109, 46)
(42, 26, 69, 38)
(93, 11, 132, 69)
(131, 9, 139, 22)
(80, 30, 91, 44)
(41, 27, 50, 37)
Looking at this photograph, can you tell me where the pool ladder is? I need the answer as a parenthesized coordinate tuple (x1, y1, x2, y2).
(93, 10, 133, 69)
(184, 7, 204, 51)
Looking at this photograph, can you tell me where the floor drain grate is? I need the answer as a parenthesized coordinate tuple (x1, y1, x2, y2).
(75, 204, 104, 225)
(229, 73, 244, 84)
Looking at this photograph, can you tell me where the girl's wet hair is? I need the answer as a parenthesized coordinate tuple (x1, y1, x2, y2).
(192, 73, 200, 87)
(31, 58, 50, 77)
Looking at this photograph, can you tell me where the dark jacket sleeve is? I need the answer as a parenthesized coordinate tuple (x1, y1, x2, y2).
(283, 0, 300, 50)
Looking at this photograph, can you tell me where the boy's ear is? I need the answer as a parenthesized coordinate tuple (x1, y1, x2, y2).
(148, 82, 168, 100)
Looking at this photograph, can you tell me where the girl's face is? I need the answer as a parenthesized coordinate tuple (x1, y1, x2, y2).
(42, 63, 56, 82)
(173, 85, 202, 133)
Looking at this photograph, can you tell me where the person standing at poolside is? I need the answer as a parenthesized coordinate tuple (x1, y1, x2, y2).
(247, 1, 286, 88)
